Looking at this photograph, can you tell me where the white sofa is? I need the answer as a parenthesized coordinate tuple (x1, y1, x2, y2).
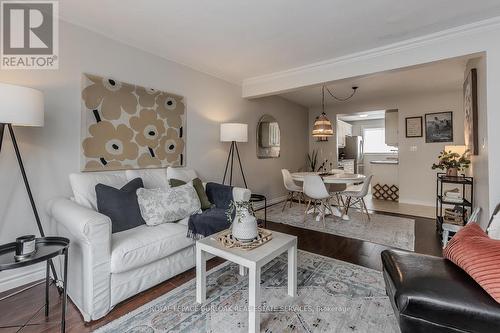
(46, 167, 250, 322)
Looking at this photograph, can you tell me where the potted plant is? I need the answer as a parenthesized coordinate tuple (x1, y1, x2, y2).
(431, 149, 471, 176)
(307, 150, 318, 171)
(226, 201, 258, 242)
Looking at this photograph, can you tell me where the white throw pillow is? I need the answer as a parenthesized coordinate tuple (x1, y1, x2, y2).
(166, 167, 198, 183)
(487, 214, 500, 240)
(126, 169, 170, 189)
(137, 183, 201, 226)
(69, 172, 128, 210)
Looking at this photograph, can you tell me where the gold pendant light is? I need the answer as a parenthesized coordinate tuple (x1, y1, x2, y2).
(312, 85, 358, 142)
(312, 86, 333, 141)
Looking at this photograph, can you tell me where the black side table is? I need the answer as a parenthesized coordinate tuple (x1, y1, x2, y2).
(250, 193, 267, 228)
(0, 237, 69, 332)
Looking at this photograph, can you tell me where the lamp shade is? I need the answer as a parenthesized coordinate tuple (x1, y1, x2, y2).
(445, 145, 468, 155)
(311, 112, 333, 137)
(220, 123, 248, 142)
(0, 83, 44, 126)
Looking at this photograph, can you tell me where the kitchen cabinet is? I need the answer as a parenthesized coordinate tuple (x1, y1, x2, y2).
(385, 109, 398, 147)
(337, 120, 352, 148)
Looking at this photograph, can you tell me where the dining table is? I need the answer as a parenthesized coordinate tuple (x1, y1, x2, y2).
(290, 171, 366, 220)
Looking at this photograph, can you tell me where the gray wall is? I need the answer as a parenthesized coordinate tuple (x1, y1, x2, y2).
(0, 21, 308, 290)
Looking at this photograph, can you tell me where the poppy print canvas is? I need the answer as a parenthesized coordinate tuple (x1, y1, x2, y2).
(81, 74, 185, 171)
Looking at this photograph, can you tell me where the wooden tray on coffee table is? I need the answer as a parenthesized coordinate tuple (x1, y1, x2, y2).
(216, 228, 272, 251)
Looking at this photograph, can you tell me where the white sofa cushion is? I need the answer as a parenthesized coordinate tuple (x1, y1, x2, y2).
(110, 223, 194, 273)
(125, 168, 170, 189)
(69, 172, 128, 210)
(166, 167, 198, 183)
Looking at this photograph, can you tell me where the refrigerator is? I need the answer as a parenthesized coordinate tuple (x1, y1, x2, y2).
(344, 136, 364, 174)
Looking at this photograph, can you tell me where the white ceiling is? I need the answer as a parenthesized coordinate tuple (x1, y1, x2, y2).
(279, 56, 471, 108)
(338, 111, 386, 122)
(60, 0, 500, 83)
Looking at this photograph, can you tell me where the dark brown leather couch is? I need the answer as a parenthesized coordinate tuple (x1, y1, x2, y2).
(382, 249, 500, 333)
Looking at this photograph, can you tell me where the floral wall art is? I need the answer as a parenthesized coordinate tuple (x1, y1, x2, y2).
(80, 74, 186, 171)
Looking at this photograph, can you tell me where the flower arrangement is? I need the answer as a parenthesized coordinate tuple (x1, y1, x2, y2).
(226, 200, 254, 224)
(431, 149, 471, 176)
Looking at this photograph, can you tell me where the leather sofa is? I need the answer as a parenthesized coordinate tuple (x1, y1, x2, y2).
(46, 167, 250, 322)
(382, 249, 500, 332)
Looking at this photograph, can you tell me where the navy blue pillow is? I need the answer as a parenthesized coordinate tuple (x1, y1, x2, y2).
(96, 178, 146, 233)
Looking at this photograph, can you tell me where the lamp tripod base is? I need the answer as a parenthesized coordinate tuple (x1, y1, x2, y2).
(0, 123, 59, 286)
(222, 141, 248, 188)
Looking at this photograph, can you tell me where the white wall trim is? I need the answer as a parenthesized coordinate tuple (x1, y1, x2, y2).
(398, 199, 436, 208)
(242, 16, 500, 97)
(0, 266, 45, 293)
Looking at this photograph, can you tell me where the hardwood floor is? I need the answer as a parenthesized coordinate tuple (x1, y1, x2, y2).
(0, 210, 441, 332)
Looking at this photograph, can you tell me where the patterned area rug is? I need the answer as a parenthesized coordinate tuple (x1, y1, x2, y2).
(258, 203, 415, 251)
(94, 251, 399, 333)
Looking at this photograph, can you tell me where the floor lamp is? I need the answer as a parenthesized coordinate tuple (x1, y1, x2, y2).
(0, 83, 58, 282)
(220, 123, 248, 188)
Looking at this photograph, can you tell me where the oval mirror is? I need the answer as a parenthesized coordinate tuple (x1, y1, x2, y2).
(257, 115, 280, 159)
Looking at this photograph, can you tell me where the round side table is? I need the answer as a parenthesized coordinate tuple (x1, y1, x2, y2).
(0, 237, 70, 332)
(250, 193, 267, 228)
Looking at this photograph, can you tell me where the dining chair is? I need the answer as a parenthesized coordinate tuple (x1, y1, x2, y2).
(303, 175, 334, 228)
(281, 169, 304, 212)
(342, 175, 373, 221)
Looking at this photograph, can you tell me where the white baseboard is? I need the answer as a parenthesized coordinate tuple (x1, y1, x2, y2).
(253, 195, 288, 210)
(0, 265, 45, 293)
(398, 199, 436, 208)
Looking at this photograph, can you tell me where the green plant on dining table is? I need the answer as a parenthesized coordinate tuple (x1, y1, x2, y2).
(431, 149, 471, 173)
(307, 150, 318, 171)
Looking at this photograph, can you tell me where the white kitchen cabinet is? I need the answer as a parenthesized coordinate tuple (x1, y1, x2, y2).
(339, 159, 355, 173)
(337, 120, 352, 148)
(385, 109, 398, 147)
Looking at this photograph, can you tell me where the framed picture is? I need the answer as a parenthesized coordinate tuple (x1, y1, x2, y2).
(425, 111, 453, 143)
(464, 68, 478, 155)
(405, 116, 422, 138)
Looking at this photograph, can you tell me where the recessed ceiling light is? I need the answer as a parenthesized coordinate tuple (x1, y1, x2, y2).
(359, 114, 368, 118)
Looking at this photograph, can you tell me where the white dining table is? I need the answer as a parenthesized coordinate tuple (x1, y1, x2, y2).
(291, 172, 366, 220)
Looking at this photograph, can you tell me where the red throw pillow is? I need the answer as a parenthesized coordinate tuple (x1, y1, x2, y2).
(444, 223, 500, 303)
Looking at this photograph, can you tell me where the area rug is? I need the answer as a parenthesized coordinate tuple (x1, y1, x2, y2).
(94, 251, 399, 333)
(258, 203, 415, 251)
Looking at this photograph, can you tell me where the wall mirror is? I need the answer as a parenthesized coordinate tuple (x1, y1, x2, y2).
(257, 115, 280, 158)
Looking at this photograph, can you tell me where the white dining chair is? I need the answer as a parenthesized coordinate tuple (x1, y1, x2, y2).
(341, 175, 373, 221)
(281, 169, 304, 212)
(303, 175, 334, 228)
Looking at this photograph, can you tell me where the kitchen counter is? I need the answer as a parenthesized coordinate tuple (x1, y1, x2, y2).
(370, 160, 398, 165)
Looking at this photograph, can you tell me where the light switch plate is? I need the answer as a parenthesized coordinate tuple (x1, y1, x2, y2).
(410, 145, 418, 152)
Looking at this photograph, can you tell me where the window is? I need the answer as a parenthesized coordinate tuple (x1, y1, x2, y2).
(363, 128, 397, 153)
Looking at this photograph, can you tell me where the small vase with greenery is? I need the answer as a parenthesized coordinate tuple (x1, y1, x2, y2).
(431, 149, 471, 176)
(226, 201, 257, 241)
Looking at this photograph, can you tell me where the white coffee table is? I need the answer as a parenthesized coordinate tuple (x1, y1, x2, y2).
(196, 229, 297, 333)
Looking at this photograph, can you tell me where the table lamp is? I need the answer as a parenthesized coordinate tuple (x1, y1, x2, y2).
(0, 82, 58, 280)
(220, 123, 248, 187)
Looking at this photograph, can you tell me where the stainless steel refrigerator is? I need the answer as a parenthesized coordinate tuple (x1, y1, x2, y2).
(344, 136, 364, 174)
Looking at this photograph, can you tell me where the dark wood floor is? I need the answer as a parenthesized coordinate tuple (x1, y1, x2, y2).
(0, 210, 441, 332)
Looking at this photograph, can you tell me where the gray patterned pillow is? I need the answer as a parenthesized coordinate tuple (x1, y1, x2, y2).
(137, 183, 201, 226)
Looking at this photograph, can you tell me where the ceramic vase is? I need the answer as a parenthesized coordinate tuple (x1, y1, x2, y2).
(446, 168, 458, 177)
(231, 206, 258, 242)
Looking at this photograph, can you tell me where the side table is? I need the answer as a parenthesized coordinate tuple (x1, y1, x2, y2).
(250, 193, 267, 228)
(0, 237, 69, 332)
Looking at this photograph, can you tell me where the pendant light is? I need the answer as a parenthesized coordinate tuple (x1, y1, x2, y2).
(312, 85, 358, 142)
(312, 86, 333, 141)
